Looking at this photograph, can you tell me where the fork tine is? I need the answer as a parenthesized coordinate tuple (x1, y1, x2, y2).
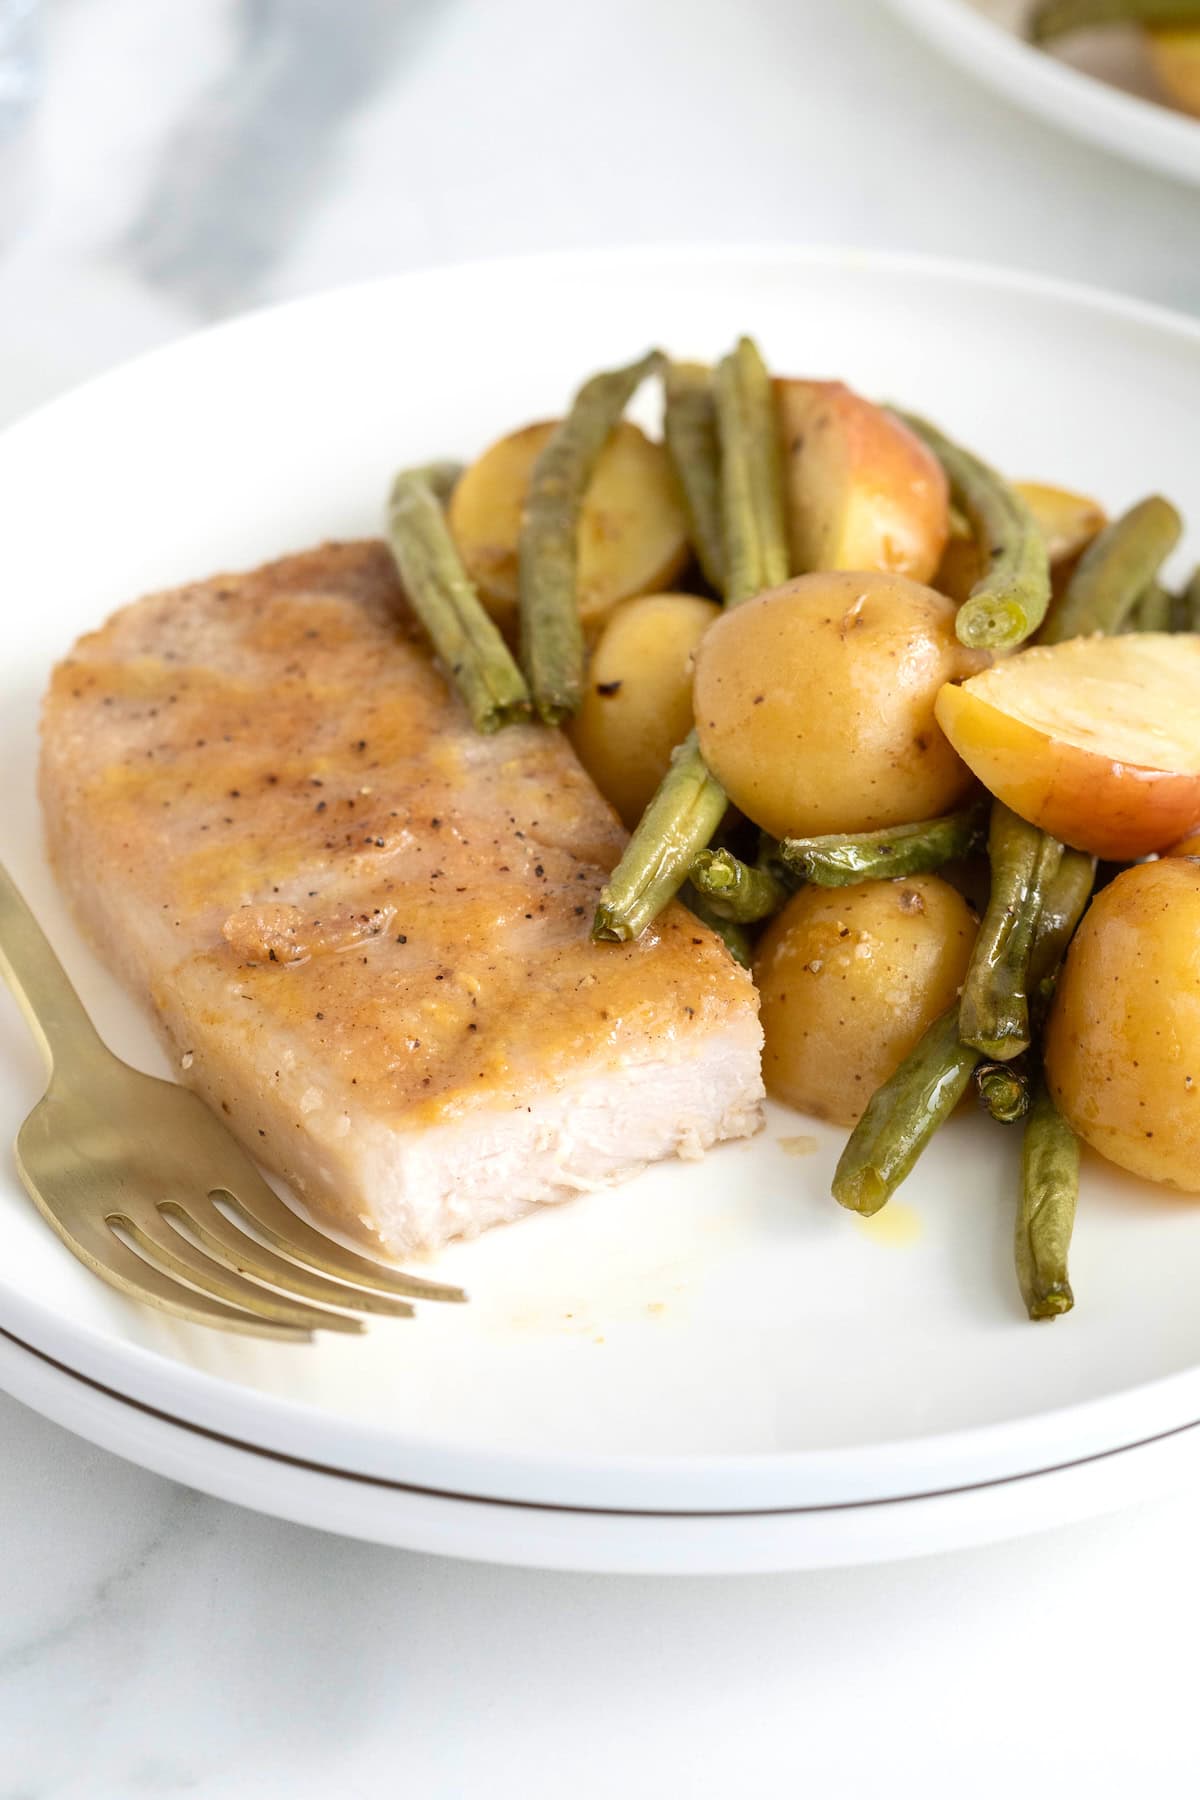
(212, 1178, 466, 1305)
(162, 1198, 416, 1320)
(112, 1211, 365, 1336)
(39, 1208, 313, 1342)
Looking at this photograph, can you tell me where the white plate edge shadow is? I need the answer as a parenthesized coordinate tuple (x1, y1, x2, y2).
(883, 0, 1200, 187)
(6, 1325, 1200, 1573)
(1, 244, 1200, 1520)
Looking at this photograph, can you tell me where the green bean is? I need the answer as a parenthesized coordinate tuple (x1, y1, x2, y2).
(1133, 580, 1173, 633)
(975, 1060, 1032, 1124)
(1031, 0, 1200, 41)
(664, 361, 725, 593)
(1027, 848, 1096, 1013)
(592, 732, 728, 942)
(959, 806, 1063, 1061)
(680, 884, 754, 967)
(689, 846, 792, 923)
(715, 336, 790, 605)
(895, 410, 1050, 651)
(831, 850, 1094, 1216)
(1041, 496, 1182, 643)
(1182, 565, 1200, 633)
(777, 803, 986, 887)
(418, 459, 464, 507)
(832, 1008, 981, 1216)
(519, 349, 661, 724)
(386, 467, 531, 734)
(595, 333, 791, 943)
(1016, 1072, 1079, 1320)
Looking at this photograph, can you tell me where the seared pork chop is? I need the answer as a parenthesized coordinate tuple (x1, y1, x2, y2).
(41, 543, 763, 1254)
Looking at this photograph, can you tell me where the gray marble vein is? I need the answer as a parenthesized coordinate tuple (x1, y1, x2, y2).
(124, 0, 447, 318)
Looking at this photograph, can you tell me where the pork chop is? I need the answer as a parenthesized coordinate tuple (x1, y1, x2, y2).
(40, 542, 763, 1254)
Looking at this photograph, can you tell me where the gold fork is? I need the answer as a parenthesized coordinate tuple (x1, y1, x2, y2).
(0, 863, 465, 1339)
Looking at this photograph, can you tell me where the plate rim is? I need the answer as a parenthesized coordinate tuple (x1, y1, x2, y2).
(7, 1322, 1200, 1573)
(883, 0, 1200, 187)
(3, 241, 1200, 1516)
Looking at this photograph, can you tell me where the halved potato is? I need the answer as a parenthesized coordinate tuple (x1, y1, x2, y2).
(935, 634, 1200, 860)
(448, 419, 690, 635)
(1148, 27, 1200, 118)
(1014, 481, 1107, 570)
(775, 379, 949, 584)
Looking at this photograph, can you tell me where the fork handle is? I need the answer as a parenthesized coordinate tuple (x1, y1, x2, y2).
(0, 863, 106, 1077)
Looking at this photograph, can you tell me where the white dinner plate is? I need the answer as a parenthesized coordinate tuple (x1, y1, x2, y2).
(10, 1325, 1200, 1573)
(1, 247, 1199, 1558)
(884, 0, 1200, 187)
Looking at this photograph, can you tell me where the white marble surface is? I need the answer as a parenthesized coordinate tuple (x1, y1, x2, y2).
(1, 1, 1198, 1794)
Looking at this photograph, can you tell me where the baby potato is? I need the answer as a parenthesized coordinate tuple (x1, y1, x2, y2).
(754, 876, 977, 1127)
(693, 570, 985, 840)
(1045, 858, 1200, 1193)
(448, 419, 690, 635)
(775, 380, 949, 585)
(569, 592, 720, 828)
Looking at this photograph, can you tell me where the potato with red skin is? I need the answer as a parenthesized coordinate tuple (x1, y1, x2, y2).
(1045, 859, 1200, 1193)
(776, 379, 949, 585)
(755, 876, 977, 1127)
(693, 571, 985, 841)
(935, 635, 1200, 861)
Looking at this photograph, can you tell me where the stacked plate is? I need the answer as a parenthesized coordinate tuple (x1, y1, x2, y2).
(2, 248, 1199, 1572)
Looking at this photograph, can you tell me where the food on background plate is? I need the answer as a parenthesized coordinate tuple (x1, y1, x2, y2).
(38, 327, 1196, 1321)
(40, 544, 763, 1256)
(1029, 1, 1200, 119)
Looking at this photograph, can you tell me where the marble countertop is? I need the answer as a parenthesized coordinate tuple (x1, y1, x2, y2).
(1, 1, 1197, 1794)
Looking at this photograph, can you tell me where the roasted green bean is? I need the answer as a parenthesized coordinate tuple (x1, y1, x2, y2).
(664, 361, 725, 593)
(519, 349, 661, 724)
(1133, 580, 1173, 633)
(959, 806, 1063, 1061)
(387, 466, 531, 734)
(895, 410, 1051, 650)
(593, 731, 728, 942)
(1041, 496, 1182, 643)
(832, 850, 1094, 1216)
(689, 846, 791, 923)
(714, 336, 790, 605)
(1031, 0, 1200, 41)
(975, 1060, 1032, 1124)
(778, 804, 986, 887)
(832, 1008, 981, 1216)
(1016, 1072, 1080, 1319)
(594, 333, 788, 943)
(680, 883, 754, 967)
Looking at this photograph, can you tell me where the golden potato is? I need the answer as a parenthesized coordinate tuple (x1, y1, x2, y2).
(754, 877, 977, 1127)
(692, 571, 985, 840)
(1045, 858, 1200, 1193)
(1148, 27, 1200, 118)
(775, 380, 949, 584)
(935, 635, 1200, 861)
(568, 592, 720, 827)
(448, 419, 690, 635)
